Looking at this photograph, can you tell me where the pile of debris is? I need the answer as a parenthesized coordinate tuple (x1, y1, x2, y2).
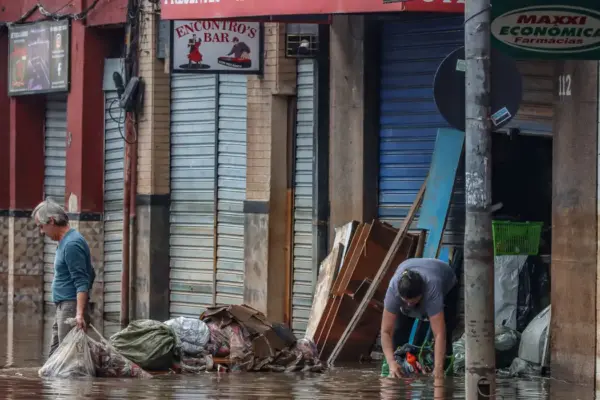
(305, 185, 426, 364)
(39, 305, 323, 379)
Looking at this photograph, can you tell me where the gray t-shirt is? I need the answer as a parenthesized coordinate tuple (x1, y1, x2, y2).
(384, 258, 457, 319)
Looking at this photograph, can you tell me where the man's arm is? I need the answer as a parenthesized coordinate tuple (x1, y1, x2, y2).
(429, 311, 446, 378)
(65, 242, 92, 328)
(381, 309, 397, 367)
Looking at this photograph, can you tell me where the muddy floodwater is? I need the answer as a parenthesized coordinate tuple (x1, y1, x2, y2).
(0, 312, 594, 399)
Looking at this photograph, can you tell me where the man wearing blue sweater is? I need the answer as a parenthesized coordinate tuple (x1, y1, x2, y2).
(33, 199, 95, 357)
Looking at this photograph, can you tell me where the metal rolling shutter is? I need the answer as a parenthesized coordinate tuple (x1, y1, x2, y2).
(378, 14, 465, 246)
(291, 59, 316, 337)
(378, 15, 555, 247)
(103, 91, 125, 337)
(215, 74, 247, 305)
(42, 93, 67, 357)
(170, 74, 218, 317)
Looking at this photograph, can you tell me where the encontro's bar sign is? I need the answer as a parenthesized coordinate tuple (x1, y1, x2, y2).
(161, 0, 464, 21)
(170, 20, 262, 74)
(491, 2, 600, 59)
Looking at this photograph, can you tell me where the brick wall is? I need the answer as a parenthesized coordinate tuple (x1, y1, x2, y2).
(137, 2, 171, 196)
(246, 23, 296, 201)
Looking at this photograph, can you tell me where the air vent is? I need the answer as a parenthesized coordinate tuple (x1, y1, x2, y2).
(286, 34, 319, 58)
(286, 24, 319, 59)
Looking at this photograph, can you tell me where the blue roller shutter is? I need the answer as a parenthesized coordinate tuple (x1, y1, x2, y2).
(378, 14, 465, 246)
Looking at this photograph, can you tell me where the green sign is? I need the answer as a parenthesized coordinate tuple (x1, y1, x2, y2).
(491, 0, 600, 59)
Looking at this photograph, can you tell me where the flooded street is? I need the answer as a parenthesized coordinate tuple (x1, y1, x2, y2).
(0, 312, 594, 399)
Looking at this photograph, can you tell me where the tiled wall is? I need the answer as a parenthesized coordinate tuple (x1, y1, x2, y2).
(7, 216, 44, 312)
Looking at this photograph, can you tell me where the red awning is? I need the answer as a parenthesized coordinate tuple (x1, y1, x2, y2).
(161, 0, 464, 21)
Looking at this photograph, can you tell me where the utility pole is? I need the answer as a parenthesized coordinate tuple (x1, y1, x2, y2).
(464, 0, 495, 399)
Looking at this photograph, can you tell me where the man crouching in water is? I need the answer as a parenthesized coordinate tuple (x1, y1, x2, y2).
(33, 199, 95, 357)
(381, 258, 459, 379)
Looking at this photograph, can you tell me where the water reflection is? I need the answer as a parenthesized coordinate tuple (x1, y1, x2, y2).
(0, 312, 595, 399)
(0, 366, 594, 399)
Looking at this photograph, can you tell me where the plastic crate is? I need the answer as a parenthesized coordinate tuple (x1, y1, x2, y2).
(492, 220, 543, 256)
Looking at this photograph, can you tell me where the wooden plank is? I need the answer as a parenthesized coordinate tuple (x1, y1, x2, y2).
(305, 244, 343, 341)
(327, 179, 427, 365)
(314, 224, 367, 347)
(416, 128, 465, 258)
(335, 221, 359, 278)
(332, 223, 370, 296)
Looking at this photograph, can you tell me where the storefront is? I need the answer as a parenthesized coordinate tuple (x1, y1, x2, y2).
(376, 11, 555, 337)
(169, 72, 248, 317)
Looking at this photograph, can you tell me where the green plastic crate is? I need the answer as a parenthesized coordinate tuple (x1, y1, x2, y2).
(492, 220, 543, 256)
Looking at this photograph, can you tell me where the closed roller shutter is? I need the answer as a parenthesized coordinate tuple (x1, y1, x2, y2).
(378, 14, 465, 246)
(291, 59, 316, 337)
(378, 15, 555, 247)
(215, 74, 247, 305)
(170, 74, 218, 317)
(103, 91, 125, 337)
(42, 93, 68, 357)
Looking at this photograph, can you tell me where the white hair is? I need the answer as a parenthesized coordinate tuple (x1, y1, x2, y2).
(32, 198, 69, 226)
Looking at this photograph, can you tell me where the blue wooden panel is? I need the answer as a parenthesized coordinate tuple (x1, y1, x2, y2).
(378, 14, 465, 246)
(416, 129, 465, 258)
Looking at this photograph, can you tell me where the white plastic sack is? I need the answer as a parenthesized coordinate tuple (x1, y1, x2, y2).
(164, 317, 210, 356)
(494, 255, 527, 330)
(39, 318, 95, 378)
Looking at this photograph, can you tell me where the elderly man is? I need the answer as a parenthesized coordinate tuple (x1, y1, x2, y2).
(32, 199, 95, 357)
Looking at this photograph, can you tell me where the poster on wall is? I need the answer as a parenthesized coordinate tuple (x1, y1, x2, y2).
(7, 20, 70, 96)
(170, 20, 263, 74)
(491, 0, 600, 59)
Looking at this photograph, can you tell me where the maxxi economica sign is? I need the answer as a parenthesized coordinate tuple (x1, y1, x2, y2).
(491, 1, 600, 59)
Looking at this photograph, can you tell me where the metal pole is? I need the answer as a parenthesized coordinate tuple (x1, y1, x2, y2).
(464, 0, 495, 399)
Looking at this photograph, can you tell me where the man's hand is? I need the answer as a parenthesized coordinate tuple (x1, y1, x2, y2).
(76, 314, 87, 332)
(388, 360, 404, 378)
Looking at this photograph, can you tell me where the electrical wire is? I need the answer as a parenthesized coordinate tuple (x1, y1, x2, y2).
(1, 0, 103, 29)
(106, 0, 141, 145)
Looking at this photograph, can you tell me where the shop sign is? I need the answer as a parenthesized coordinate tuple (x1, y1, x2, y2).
(171, 20, 262, 74)
(162, 0, 464, 21)
(7, 20, 70, 96)
(491, 1, 600, 59)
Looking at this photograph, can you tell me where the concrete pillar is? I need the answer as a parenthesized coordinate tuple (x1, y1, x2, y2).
(134, 1, 171, 321)
(7, 94, 46, 366)
(8, 95, 45, 312)
(243, 23, 297, 322)
(64, 22, 110, 331)
(0, 34, 9, 310)
(329, 15, 378, 240)
(552, 60, 598, 385)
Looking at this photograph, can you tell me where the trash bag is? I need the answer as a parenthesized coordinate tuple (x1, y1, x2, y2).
(517, 256, 550, 332)
(110, 320, 181, 371)
(509, 357, 541, 377)
(495, 255, 527, 330)
(164, 317, 210, 356)
(38, 318, 96, 378)
(87, 324, 152, 379)
(495, 325, 521, 369)
(453, 327, 521, 373)
(452, 334, 466, 374)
